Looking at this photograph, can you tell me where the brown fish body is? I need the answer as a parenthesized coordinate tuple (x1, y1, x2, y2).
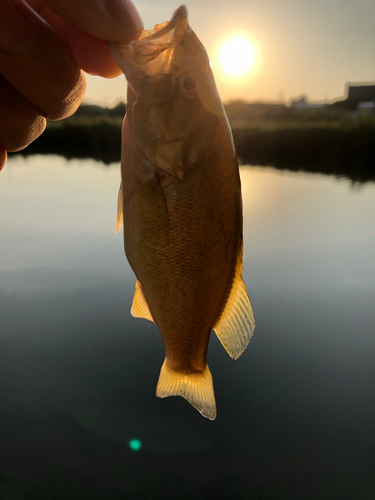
(111, 6, 254, 419)
(122, 112, 242, 373)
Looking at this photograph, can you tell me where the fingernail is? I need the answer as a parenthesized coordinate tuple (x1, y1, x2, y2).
(104, 0, 143, 41)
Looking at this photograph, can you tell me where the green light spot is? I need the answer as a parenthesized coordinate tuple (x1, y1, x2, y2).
(128, 438, 142, 451)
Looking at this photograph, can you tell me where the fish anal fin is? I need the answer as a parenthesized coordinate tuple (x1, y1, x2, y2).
(131, 280, 154, 323)
(213, 254, 255, 360)
(115, 183, 123, 234)
(156, 360, 217, 420)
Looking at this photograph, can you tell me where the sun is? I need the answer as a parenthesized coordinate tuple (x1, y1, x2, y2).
(219, 36, 255, 76)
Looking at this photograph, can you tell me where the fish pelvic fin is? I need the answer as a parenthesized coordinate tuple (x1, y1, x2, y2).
(115, 183, 123, 234)
(213, 248, 255, 360)
(156, 360, 217, 420)
(131, 280, 154, 322)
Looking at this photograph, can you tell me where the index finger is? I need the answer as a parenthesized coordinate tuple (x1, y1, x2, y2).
(43, 0, 143, 44)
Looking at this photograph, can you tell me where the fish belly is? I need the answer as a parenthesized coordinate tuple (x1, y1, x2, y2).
(121, 118, 242, 370)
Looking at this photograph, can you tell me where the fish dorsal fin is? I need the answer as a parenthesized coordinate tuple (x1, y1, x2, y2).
(115, 183, 123, 234)
(156, 359, 217, 420)
(213, 250, 255, 360)
(131, 280, 154, 323)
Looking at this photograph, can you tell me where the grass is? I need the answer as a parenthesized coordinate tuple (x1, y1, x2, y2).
(231, 118, 375, 182)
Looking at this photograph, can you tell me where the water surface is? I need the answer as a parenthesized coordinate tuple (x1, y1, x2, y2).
(1, 155, 375, 499)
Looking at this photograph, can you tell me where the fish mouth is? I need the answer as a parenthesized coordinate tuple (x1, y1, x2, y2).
(108, 5, 191, 89)
(139, 5, 188, 42)
(108, 5, 225, 118)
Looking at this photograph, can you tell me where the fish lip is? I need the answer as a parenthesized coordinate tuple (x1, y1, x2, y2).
(132, 4, 189, 59)
(107, 4, 189, 58)
(140, 5, 188, 42)
(107, 5, 190, 87)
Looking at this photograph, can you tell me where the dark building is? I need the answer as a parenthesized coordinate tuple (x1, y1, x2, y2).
(329, 82, 375, 111)
(347, 83, 375, 102)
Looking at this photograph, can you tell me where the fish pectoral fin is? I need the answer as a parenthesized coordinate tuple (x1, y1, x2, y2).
(156, 360, 217, 420)
(213, 252, 255, 360)
(115, 183, 123, 234)
(130, 280, 154, 323)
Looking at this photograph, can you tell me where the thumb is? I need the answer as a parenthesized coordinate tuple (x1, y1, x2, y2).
(43, 0, 143, 44)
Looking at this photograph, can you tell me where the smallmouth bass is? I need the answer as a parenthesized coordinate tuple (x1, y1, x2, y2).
(109, 5, 255, 420)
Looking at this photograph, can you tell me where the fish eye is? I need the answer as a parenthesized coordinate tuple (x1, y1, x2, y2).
(180, 74, 198, 99)
(183, 75, 196, 91)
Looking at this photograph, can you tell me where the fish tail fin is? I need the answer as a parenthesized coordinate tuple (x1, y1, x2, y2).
(156, 359, 217, 420)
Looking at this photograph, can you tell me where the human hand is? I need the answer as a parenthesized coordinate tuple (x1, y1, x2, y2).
(0, 0, 143, 170)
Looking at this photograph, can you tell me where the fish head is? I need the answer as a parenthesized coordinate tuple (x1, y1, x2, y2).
(108, 5, 227, 178)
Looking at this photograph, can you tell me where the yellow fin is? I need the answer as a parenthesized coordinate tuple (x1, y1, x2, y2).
(130, 280, 154, 322)
(115, 183, 123, 234)
(213, 250, 255, 360)
(156, 360, 216, 420)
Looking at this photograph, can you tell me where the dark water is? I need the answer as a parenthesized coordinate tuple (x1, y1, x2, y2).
(1, 155, 375, 499)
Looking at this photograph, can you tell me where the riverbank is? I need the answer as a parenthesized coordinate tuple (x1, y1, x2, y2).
(232, 121, 375, 182)
(12, 103, 375, 183)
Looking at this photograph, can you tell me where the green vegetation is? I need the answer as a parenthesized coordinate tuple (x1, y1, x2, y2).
(231, 118, 375, 182)
(15, 101, 375, 182)
(21, 103, 125, 163)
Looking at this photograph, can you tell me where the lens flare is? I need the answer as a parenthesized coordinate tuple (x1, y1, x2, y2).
(128, 438, 142, 451)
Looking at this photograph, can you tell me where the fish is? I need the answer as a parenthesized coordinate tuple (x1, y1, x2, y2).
(108, 5, 255, 420)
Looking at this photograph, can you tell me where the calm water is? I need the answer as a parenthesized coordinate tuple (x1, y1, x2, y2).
(1, 155, 375, 499)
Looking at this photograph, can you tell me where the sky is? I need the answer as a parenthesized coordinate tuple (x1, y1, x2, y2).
(84, 0, 375, 106)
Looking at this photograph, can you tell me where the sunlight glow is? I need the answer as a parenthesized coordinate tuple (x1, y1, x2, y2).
(219, 37, 255, 76)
